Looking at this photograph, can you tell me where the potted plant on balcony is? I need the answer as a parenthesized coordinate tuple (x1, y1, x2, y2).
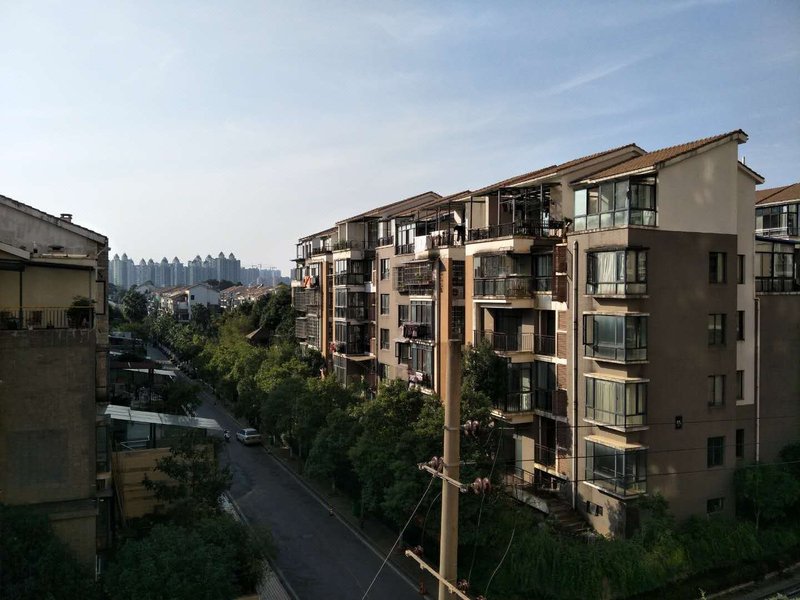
(67, 296, 94, 329)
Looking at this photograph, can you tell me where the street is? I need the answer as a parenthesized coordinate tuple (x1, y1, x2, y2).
(150, 346, 423, 600)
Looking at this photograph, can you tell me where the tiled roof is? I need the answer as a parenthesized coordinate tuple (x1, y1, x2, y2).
(468, 143, 644, 197)
(336, 191, 442, 224)
(755, 182, 800, 206)
(578, 130, 748, 183)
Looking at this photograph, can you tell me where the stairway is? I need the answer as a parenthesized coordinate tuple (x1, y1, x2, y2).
(546, 496, 591, 536)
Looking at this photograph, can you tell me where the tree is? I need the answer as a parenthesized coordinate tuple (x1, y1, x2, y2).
(143, 429, 232, 520)
(306, 408, 361, 493)
(259, 284, 294, 342)
(0, 504, 97, 600)
(122, 289, 148, 322)
(734, 462, 800, 529)
(161, 380, 202, 415)
(461, 340, 508, 420)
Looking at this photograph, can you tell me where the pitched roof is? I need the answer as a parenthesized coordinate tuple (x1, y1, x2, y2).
(468, 143, 644, 197)
(336, 191, 442, 224)
(755, 182, 800, 206)
(577, 130, 748, 183)
(0, 193, 107, 244)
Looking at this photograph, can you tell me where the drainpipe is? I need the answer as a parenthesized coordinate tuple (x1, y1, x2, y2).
(572, 239, 579, 510)
(755, 296, 760, 463)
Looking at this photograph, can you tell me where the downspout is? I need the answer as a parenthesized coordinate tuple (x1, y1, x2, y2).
(572, 239, 579, 510)
(755, 296, 761, 463)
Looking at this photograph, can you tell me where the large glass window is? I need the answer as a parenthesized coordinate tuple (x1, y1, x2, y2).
(708, 313, 726, 346)
(583, 314, 648, 361)
(585, 377, 647, 427)
(396, 221, 416, 255)
(532, 361, 556, 412)
(756, 202, 800, 236)
(380, 294, 390, 315)
(585, 441, 646, 495)
(709, 252, 727, 283)
(574, 176, 656, 232)
(473, 253, 532, 298)
(532, 254, 553, 292)
(707, 374, 725, 406)
(755, 240, 797, 293)
(586, 249, 647, 295)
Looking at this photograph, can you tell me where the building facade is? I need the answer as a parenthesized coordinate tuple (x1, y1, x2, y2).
(291, 131, 799, 536)
(0, 196, 110, 571)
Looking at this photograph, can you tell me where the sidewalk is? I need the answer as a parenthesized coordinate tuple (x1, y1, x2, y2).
(267, 446, 438, 599)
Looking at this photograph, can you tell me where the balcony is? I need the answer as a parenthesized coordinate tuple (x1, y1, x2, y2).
(402, 322, 432, 340)
(394, 262, 434, 294)
(468, 220, 565, 242)
(377, 235, 394, 247)
(473, 276, 533, 298)
(334, 273, 364, 286)
(295, 317, 307, 339)
(534, 334, 555, 355)
(331, 339, 370, 355)
(533, 389, 567, 419)
(0, 306, 95, 331)
(474, 330, 533, 353)
(334, 306, 368, 321)
(333, 240, 364, 251)
(492, 391, 532, 413)
(534, 443, 556, 468)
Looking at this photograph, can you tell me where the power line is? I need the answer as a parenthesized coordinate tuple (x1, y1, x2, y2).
(484, 412, 800, 430)
(361, 473, 436, 600)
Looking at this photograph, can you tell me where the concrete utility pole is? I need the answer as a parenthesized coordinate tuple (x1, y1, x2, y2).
(439, 339, 462, 598)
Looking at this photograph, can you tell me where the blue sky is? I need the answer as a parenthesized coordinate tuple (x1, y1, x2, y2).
(1, 0, 798, 271)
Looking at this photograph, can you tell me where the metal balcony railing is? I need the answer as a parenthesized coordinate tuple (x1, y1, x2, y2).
(535, 443, 556, 468)
(473, 276, 533, 298)
(0, 306, 95, 331)
(492, 392, 532, 413)
(468, 220, 565, 242)
(334, 306, 368, 320)
(334, 273, 365, 286)
(377, 235, 394, 247)
(534, 334, 556, 355)
(402, 322, 432, 340)
(474, 330, 533, 353)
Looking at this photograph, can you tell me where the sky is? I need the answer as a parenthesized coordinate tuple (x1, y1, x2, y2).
(1, 1, 798, 273)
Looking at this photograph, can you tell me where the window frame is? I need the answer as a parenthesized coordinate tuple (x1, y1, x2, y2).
(707, 436, 725, 468)
(583, 313, 648, 362)
(736, 310, 745, 341)
(707, 374, 725, 407)
(379, 328, 390, 350)
(709, 252, 727, 284)
(584, 441, 647, 496)
(585, 376, 647, 427)
(586, 249, 647, 295)
(380, 258, 390, 280)
(735, 428, 745, 459)
(708, 313, 726, 346)
(379, 294, 390, 315)
(737, 254, 745, 284)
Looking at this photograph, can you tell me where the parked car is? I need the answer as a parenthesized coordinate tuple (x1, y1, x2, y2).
(236, 428, 262, 445)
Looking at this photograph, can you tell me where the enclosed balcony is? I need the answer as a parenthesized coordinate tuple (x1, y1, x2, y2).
(402, 322, 432, 340)
(584, 439, 647, 497)
(583, 313, 648, 362)
(393, 261, 434, 294)
(467, 184, 563, 242)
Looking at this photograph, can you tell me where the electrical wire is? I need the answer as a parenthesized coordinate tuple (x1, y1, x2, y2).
(483, 508, 518, 599)
(419, 490, 442, 546)
(467, 425, 503, 583)
(509, 412, 800, 430)
(361, 473, 436, 600)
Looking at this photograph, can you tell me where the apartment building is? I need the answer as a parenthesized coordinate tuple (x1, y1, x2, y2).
(0, 196, 110, 571)
(151, 282, 220, 321)
(291, 131, 797, 537)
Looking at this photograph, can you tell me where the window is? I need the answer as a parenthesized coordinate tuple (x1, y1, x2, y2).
(736, 370, 744, 400)
(709, 252, 727, 283)
(737, 311, 745, 341)
(707, 436, 724, 468)
(755, 240, 797, 293)
(379, 328, 389, 350)
(396, 221, 416, 255)
(585, 377, 647, 427)
(707, 375, 725, 406)
(708, 313, 726, 346)
(378, 363, 391, 381)
(586, 249, 647, 295)
(585, 441, 647, 495)
(737, 255, 745, 284)
(532, 253, 553, 291)
(380, 294, 390, 315)
(380, 259, 390, 280)
(452, 260, 465, 287)
(583, 314, 648, 361)
(707, 497, 724, 515)
(736, 428, 744, 459)
(398, 304, 409, 326)
(573, 176, 656, 232)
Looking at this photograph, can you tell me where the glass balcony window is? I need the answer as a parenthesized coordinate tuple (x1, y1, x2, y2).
(583, 314, 647, 362)
(586, 249, 647, 295)
(585, 441, 646, 496)
(574, 176, 656, 232)
(585, 377, 646, 427)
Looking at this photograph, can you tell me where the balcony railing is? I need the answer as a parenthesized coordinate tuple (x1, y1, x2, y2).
(331, 339, 370, 355)
(584, 343, 647, 362)
(334, 273, 365, 286)
(0, 306, 95, 331)
(473, 276, 533, 298)
(492, 392, 532, 413)
(333, 240, 364, 251)
(533, 389, 567, 418)
(377, 235, 394, 247)
(396, 242, 415, 255)
(468, 220, 565, 242)
(534, 443, 556, 468)
(585, 406, 645, 428)
(402, 322, 432, 340)
(295, 317, 307, 339)
(334, 306, 368, 320)
(474, 330, 533, 353)
(534, 334, 555, 355)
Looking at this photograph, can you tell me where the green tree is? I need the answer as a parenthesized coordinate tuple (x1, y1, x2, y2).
(259, 284, 294, 342)
(462, 340, 508, 419)
(161, 379, 202, 415)
(735, 462, 800, 529)
(142, 429, 232, 520)
(104, 522, 235, 600)
(0, 504, 97, 600)
(122, 289, 148, 322)
(306, 408, 361, 493)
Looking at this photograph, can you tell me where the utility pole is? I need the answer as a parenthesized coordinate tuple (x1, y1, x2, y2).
(439, 339, 462, 598)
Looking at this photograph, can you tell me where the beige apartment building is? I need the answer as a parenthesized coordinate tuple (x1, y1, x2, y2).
(292, 131, 798, 536)
(0, 196, 110, 570)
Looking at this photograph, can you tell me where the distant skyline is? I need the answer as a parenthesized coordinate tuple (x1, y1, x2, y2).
(1, 1, 798, 272)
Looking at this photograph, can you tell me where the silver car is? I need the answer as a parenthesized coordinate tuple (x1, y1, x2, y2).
(236, 428, 262, 445)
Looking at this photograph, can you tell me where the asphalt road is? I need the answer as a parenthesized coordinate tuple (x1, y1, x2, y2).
(149, 347, 422, 600)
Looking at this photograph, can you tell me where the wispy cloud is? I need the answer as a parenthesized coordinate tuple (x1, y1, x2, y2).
(543, 56, 650, 96)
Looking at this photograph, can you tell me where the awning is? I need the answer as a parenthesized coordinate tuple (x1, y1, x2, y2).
(104, 404, 221, 431)
(585, 434, 646, 451)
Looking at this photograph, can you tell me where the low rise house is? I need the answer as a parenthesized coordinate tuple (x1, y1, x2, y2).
(152, 282, 220, 321)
